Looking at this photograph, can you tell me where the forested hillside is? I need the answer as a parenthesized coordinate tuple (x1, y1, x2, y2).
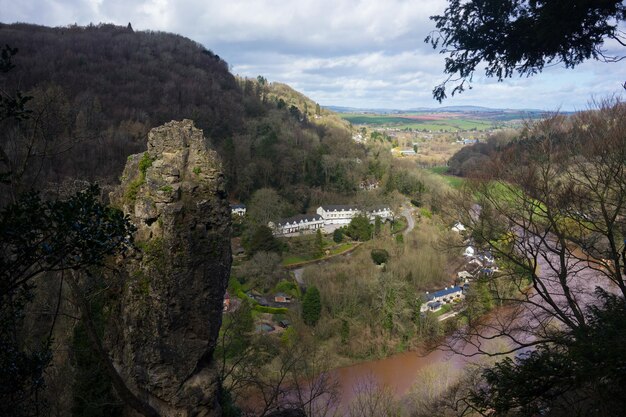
(0, 23, 363, 206)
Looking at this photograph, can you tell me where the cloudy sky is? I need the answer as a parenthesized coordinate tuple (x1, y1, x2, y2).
(2, 0, 624, 110)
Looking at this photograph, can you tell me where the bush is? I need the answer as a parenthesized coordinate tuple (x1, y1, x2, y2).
(333, 227, 344, 243)
(274, 280, 300, 298)
(371, 249, 390, 265)
(345, 215, 372, 241)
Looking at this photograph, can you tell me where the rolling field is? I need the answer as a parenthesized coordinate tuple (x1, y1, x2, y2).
(340, 110, 542, 131)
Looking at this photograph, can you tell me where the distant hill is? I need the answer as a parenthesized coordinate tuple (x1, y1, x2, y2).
(0, 23, 363, 204)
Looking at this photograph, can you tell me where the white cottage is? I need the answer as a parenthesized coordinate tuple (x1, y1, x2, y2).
(366, 205, 394, 222)
(270, 214, 324, 235)
(316, 205, 361, 225)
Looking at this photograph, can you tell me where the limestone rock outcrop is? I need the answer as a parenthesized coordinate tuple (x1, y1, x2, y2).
(110, 119, 231, 416)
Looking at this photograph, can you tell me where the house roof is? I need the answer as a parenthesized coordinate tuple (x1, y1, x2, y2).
(277, 214, 323, 226)
(319, 205, 359, 211)
(230, 203, 246, 209)
(426, 286, 463, 300)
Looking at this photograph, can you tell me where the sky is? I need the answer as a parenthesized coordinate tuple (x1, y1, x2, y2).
(2, 0, 624, 111)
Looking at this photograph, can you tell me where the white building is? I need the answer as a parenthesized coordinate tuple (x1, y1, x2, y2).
(420, 286, 465, 313)
(230, 203, 246, 217)
(269, 214, 324, 235)
(316, 205, 361, 225)
(366, 205, 394, 222)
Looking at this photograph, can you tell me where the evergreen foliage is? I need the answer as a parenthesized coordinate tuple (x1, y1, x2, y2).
(332, 227, 344, 243)
(426, 0, 626, 101)
(345, 214, 372, 242)
(370, 249, 390, 265)
(314, 229, 324, 258)
(302, 286, 321, 326)
(245, 226, 282, 255)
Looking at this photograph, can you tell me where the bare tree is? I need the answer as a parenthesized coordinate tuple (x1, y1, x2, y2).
(346, 377, 401, 417)
(447, 101, 626, 356)
(437, 100, 626, 415)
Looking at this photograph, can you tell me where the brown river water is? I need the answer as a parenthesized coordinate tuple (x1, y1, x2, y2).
(330, 347, 463, 405)
(284, 241, 609, 412)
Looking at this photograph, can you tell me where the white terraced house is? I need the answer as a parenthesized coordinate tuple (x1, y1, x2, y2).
(366, 205, 393, 221)
(316, 205, 361, 225)
(269, 214, 324, 235)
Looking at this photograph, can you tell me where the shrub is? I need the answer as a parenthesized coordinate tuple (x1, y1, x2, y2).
(333, 227, 344, 243)
(345, 214, 372, 241)
(371, 249, 390, 265)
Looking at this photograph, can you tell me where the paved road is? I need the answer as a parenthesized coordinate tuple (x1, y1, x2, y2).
(400, 205, 415, 237)
(292, 267, 304, 286)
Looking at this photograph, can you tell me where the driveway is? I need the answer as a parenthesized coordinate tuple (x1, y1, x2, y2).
(400, 205, 415, 237)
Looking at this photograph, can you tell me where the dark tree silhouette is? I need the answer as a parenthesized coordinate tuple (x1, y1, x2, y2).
(426, 0, 626, 101)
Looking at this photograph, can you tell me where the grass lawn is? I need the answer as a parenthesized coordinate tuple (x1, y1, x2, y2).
(428, 166, 466, 189)
(282, 254, 318, 266)
(328, 242, 356, 255)
(428, 166, 449, 175)
(282, 242, 358, 266)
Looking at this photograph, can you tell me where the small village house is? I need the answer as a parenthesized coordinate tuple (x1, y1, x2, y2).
(269, 213, 324, 235)
(420, 286, 465, 313)
(230, 203, 246, 217)
(274, 292, 292, 304)
(366, 205, 394, 222)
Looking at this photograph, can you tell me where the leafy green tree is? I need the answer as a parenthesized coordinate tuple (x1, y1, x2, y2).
(332, 227, 344, 243)
(245, 225, 282, 255)
(302, 286, 321, 326)
(426, 0, 626, 101)
(345, 214, 372, 242)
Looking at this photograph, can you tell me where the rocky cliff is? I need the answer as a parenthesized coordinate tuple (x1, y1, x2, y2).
(110, 119, 231, 416)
